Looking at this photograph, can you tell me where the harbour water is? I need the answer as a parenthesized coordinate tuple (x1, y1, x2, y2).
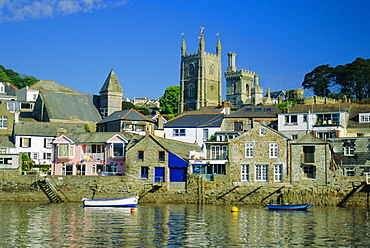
(1, 202, 369, 247)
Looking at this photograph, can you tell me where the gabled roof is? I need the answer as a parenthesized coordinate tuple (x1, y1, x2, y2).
(29, 80, 82, 94)
(14, 121, 86, 136)
(127, 134, 202, 161)
(286, 103, 352, 113)
(164, 113, 223, 128)
(38, 91, 102, 122)
(58, 132, 132, 144)
(99, 70, 123, 94)
(97, 109, 155, 124)
(233, 123, 290, 141)
(347, 104, 370, 129)
(292, 133, 328, 144)
(224, 105, 281, 118)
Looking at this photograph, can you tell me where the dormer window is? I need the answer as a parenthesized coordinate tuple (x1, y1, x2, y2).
(284, 115, 297, 125)
(359, 113, 370, 123)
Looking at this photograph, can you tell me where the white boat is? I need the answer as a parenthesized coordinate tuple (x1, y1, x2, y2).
(82, 195, 139, 207)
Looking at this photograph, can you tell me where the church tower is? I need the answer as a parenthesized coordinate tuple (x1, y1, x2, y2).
(99, 70, 123, 117)
(179, 32, 222, 113)
(225, 52, 262, 108)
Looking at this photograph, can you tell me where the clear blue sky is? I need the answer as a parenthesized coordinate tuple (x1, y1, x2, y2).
(1, 0, 369, 100)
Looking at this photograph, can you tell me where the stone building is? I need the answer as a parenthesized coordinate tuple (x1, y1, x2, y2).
(225, 52, 264, 108)
(228, 124, 290, 186)
(179, 34, 222, 113)
(99, 70, 124, 117)
(290, 134, 334, 187)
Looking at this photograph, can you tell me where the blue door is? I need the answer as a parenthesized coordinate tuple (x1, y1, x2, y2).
(154, 167, 165, 182)
(170, 168, 187, 182)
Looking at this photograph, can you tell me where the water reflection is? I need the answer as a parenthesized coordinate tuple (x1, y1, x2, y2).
(0, 202, 369, 247)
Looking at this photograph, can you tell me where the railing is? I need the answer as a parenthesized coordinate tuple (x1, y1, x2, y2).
(81, 153, 104, 162)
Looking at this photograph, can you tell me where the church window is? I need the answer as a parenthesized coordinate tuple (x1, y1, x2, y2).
(189, 64, 196, 76)
(187, 84, 195, 97)
(209, 65, 214, 75)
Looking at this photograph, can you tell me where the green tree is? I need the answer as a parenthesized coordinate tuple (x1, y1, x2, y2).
(302, 58, 370, 101)
(302, 64, 334, 97)
(0, 65, 38, 89)
(122, 101, 135, 110)
(274, 101, 297, 111)
(159, 86, 180, 115)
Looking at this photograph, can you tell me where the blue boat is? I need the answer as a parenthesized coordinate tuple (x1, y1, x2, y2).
(266, 203, 313, 211)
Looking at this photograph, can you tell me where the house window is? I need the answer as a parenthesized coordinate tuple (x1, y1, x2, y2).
(43, 153, 51, 160)
(359, 113, 370, 123)
(0, 116, 8, 128)
(203, 129, 209, 140)
(91, 164, 96, 174)
(303, 146, 315, 163)
(291, 134, 298, 140)
(302, 165, 316, 178)
(234, 121, 243, 131)
(269, 143, 278, 158)
(112, 143, 124, 157)
(274, 164, 283, 182)
(141, 166, 149, 178)
(207, 164, 226, 175)
(316, 113, 340, 126)
(32, 152, 38, 160)
(58, 143, 74, 157)
(138, 150, 144, 161)
(7, 102, 21, 112)
(173, 129, 186, 136)
(0, 158, 12, 164)
(259, 128, 265, 136)
(20, 138, 31, 148)
(255, 164, 268, 181)
(344, 167, 355, 176)
(106, 163, 117, 175)
(158, 151, 165, 162)
(284, 115, 297, 125)
(241, 164, 249, 182)
(86, 144, 103, 153)
(44, 138, 54, 148)
(316, 131, 336, 141)
(245, 143, 254, 158)
(0, 148, 7, 154)
(344, 147, 355, 156)
(210, 145, 228, 159)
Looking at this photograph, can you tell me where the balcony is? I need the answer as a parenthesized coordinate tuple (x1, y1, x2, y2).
(81, 153, 104, 162)
(314, 119, 339, 127)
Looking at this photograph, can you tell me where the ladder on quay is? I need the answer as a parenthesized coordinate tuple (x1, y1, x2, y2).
(37, 179, 64, 203)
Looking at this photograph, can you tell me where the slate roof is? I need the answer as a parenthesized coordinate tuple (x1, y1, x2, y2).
(292, 133, 328, 144)
(0, 136, 15, 148)
(30, 80, 82, 94)
(184, 106, 225, 113)
(347, 104, 370, 129)
(62, 132, 133, 144)
(14, 122, 86, 136)
(97, 109, 155, 124)
(39, 91, 102, 122)
(127, 134, 202, 161)
(286, 103, 352, 113)
(164, 113, 223, 128)
(99, 70, 123, 94)
(224, 105, 282, 118)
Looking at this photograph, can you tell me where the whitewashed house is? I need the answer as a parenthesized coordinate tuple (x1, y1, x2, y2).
(164, 112, 224, 149)
(278, 103, 351, 140)
(13, 121, 86, 165)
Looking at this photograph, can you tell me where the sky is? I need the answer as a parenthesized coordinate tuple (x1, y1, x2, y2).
(1, 0, 369, 100)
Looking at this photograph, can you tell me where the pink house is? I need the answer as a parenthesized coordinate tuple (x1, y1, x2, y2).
(52, 132, 130, 176)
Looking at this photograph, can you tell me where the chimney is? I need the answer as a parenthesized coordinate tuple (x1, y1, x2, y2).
(221, 101, 231, 115)
(157, 115, 164, 130)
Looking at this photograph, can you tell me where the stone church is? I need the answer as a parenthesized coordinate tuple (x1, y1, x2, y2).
(178, 34, 275, 113)
(179, 34, 223, 113)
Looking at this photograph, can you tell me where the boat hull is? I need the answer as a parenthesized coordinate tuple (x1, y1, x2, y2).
(82, 196, 139, 207)
(266, 204, 313, 211)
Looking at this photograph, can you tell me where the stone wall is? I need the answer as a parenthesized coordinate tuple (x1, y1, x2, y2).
(0, 172, 369, 207)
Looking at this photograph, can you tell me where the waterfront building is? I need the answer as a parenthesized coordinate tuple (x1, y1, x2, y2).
(125, 134, 202, 190)
(52, 132, 131, 176)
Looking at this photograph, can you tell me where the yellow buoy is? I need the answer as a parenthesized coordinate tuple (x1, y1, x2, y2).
(231, 206, 238, 212)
